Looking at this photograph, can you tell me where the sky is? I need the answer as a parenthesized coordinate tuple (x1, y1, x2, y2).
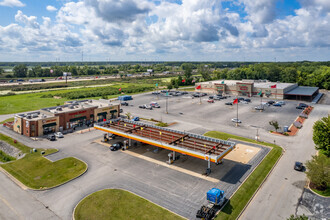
(0, 0, 329, 62)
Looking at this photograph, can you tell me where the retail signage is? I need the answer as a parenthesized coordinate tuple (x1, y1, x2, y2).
(69, 110, 87, 116)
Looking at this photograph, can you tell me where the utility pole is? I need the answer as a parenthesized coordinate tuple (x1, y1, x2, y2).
(166, 92, 168, 114)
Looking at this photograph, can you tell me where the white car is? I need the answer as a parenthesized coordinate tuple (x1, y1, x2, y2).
(231, 118, 242, 123)
(54, 132, 64, 138)
(276, 101, 285, 105)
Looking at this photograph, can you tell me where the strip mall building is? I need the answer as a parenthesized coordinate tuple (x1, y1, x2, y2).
(195, 80, 319, 101)
(13, 99, 120, 137)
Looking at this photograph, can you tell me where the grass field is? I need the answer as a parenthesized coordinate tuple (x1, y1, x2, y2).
(0, 150, 16, 162)
(0, 83, 154, 114)
(74, 189, 184, 220)
(204, 131, 283, 220)
(0, 133, 87, 189)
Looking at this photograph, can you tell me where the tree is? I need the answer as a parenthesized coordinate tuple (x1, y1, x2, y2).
(13, 64, 28, 77)
(269, 120, 280, 132)
(305, 154, 329, 189)
(125, 112, 131, 120)
(198, 64, 211, 81)
(313, 115, 330, 157)
(181, 63, 193, 80)
(287, 214, 308, 220)
(0, 68, 4, 74)
(167, 84, 173, 90)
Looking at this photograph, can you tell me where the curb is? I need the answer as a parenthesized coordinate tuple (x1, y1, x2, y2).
(72, 188, 187, 220)
(237, 145, 284, 219)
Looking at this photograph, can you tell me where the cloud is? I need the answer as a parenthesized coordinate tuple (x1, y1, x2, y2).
(240, 0, 277, 24)
(85, 0, 151, 23)
(46, 5, 57, 12)
(0, 0, 25, 7)
(15, 10, 40, 29)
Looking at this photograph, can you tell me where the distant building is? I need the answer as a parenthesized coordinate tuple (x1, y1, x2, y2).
(195, 79, 319, 101)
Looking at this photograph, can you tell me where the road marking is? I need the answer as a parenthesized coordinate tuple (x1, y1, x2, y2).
(0, 194, 23, 220)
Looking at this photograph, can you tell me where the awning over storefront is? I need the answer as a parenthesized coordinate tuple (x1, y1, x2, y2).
(43, 122, 57, 128)
(97, 112, 107, 116)
(69, 116, 87, 122)
(110, 110, 118, 114)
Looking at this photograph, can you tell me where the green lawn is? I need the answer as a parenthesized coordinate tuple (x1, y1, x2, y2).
(0, 133, 87, 189)
(0, 150, 16, 162)
(204, 131, 283, 220)
(310, 186, 330, 197)
(74, 189, 184, 220)
(0, 83, 153, 114)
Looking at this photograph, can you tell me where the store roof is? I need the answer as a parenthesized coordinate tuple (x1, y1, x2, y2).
(285, 86, 319, 96)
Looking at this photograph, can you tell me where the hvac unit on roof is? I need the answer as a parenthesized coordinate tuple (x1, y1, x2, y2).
(69, 105, 74, 109)
(32, 114, 38, 118)
(89, 100, 92, 103)
(56, 107, 62, 111)
(26, 115, 32, 119)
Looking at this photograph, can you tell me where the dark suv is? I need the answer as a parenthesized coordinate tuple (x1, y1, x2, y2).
(110, 142, 123, 151)
(47, 134, 56, 141)
(294, 162, 303, 171)
(296, 103, 308, 109)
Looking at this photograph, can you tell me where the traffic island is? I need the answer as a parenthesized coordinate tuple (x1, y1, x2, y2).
(73, 189, 184, 220)
(0, 133, 87, 190)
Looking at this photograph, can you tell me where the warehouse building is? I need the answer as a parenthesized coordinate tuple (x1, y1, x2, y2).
(195, 80, 319, 101)
(13, 99, 120, 137)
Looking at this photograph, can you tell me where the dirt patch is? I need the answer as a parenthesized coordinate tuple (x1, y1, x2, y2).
(224, 143, 261, 164)
(53, 96, 62, 99)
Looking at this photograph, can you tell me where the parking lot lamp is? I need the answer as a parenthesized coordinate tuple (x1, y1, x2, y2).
(166, 92, 168, 114)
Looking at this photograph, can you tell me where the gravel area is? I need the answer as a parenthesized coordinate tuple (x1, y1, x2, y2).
(0, 140, 23, 159)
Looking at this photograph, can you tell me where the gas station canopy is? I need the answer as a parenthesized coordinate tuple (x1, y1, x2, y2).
(94, 119, 235, 164)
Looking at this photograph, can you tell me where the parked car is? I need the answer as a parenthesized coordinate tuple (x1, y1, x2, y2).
(133, 117, 140, 121)
(296, 103, 309, 109)
(120, 109, 123, 113)
(181, 91, 188, 95)
(209, 95, 214, 99)
(201, 93, 207, 96)
(238, 97, 245, 101)
(17, 79, 24, 82)
(207, 99, 214, 103)
(54, 132, 64, 138)
(145, 105, 153, 110)
(121, 102, 129, 106)
(244, 98, 251, 102)
(276, 101, 286, 105)
(225, 102, 233, 105)
(267, 100, 275, 105)
(255, 105, 264, 110)
(213, 96, 222, 100)
(110, 142, 123, 151)
(294, 161, 303, 171)
(151, 91, 160, 95)
(47, 134, 56, 141)
(273, 103, 282, 107)
(150, 102, 160, 108)
(231, 118, 242, 123)
(139, 104, 146, 109)
(8, 80, 14, 83)
(241, 101, 248, 104)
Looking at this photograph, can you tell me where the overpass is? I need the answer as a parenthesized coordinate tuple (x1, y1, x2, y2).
(94, 119, 235, 171)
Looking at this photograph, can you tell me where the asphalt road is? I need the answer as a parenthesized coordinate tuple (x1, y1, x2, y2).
(0, 124, 267, 220)
(0, 91, 328, 220)
(240, 104, 329, 220)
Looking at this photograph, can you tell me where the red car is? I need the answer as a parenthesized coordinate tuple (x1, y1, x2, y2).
(207, 99, 214, 103)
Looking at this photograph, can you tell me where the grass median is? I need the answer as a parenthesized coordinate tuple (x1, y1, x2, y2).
(0, 133, 87, 189)
(204, 131, 282, 220)
(74, 189, 184, 220)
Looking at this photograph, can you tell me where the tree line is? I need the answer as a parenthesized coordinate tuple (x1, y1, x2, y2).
(170, 62, 330, 90)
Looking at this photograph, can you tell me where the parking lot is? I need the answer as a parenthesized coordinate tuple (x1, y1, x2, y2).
(120, 91, 307, 135)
